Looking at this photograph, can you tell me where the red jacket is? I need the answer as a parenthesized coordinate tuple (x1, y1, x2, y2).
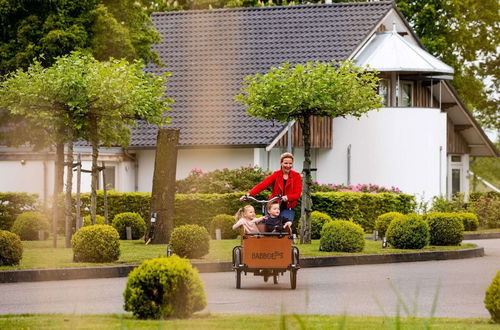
(249, 170, 302, 209)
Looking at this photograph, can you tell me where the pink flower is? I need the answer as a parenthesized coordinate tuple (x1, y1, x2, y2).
(191, 187, 197, 192)
(224, 184, 230, 188)
(314, 181, 319, 185)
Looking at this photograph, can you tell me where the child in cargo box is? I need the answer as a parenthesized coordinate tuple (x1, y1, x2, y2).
(260, 200, 293, 233)
(232, 205, 266, 234)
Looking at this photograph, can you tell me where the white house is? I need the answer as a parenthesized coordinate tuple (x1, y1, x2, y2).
(0, 1, 497, 202)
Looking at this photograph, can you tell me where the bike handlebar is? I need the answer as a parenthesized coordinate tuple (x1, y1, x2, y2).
(241, 195, 281, 204)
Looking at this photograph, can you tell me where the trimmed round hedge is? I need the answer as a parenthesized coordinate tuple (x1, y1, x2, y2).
(310, 211, 333, 239)
(485, 270, 500, 323)
(386, 214, 429, 249)
(123, 255, 207, 319)
(83, 215, 105, 227)
(319, 220, 365, 253)
(457, 212, 479, 231)
(112, 212, 146, 240)
(11, 212, 50, 240)
(375, 212, 405, 238)
(426, 212, 464, 246)
(209, 214, 238, 239)
(0, 230, 23, 266)
(71, 225, 120, 262)
(170, 225, 210, 258)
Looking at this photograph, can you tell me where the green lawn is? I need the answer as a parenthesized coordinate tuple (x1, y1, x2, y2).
(0, 236, 477, 270)
(0, 314, 497, 329)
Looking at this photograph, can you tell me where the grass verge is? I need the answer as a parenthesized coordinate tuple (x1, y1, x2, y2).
(0, 236, 477, 270)
(0, 313, 497, 329)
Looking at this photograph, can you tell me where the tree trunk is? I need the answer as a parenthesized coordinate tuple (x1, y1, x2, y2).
(102, 162, 108, 224)
(64, 141, 74, 248)
(299, 115, 313, 244)
(90, 115, 99, 225)
(75, 153, 82, 231)
(148, 128, 179, 244)
(52, 143, 64, 248)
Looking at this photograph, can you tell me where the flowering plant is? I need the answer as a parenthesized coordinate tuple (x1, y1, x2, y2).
(312, 182, 402, 194)
(176, 165, 271, 194)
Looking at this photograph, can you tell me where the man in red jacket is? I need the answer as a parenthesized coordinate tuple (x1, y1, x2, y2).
(241, 152, 302, 222)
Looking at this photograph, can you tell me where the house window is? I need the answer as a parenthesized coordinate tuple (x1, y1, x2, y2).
(378, 79, 390, 106)
(451, 155, 462, 162)
(98, 166, 116, 190)
(451, 168, 461, 196)
(397, 80, 413, 107)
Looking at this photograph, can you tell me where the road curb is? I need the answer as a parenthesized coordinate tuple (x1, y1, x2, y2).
(0, 246, 484, 283)
(463, 232, 500, 240)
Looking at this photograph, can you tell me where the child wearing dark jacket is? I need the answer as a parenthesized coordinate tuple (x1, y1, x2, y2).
(254, 200, 292, 233)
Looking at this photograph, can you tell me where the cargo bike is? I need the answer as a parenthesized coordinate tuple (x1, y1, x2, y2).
(232, 196, 300, 289)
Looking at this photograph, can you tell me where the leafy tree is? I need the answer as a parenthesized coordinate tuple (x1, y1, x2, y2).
(237, 60, 381, 243)
(0, 59, 87, 246)
(470, 137, 500, 191)
(0, 0, 160, 76)
(0, 52, 172, 243)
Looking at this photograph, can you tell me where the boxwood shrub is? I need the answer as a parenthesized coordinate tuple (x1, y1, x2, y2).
(375, 212, 405, 238)
(309, 211, 333, 239)
(11, 212, 50, 240)
(425, 212, 464, 246)
(83, 215, 105, 226)
(386, 214, 429, 249)
(209, 214, 237, 239)
(72, 225, 120, 262)
(123, 256, 206, 319)
(0, 230, 23, 266)
(170, 225, 210, 259)
(112, 212, 147, 240)
(456, 212, 479, 231)
(319, 220, 365, 253)
(485, 270, 500, 323)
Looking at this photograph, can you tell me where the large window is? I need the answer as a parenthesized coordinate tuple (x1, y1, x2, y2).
(397, 80, 413, 107)
(451, 168, 461, 196)
(98, 165, 116, 190)
(378, 79, 390, 106)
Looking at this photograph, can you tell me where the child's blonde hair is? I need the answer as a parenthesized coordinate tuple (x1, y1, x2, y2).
(234, 205, 254, 221)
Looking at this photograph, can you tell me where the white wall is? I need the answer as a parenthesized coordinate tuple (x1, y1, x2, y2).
(316, 107, 447, 199)
(136, 148, 254, 192)
(0, 160, 54, 201)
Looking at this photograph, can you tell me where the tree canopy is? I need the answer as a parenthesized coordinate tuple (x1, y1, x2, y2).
(0, 51, 173, 233)
(237, 61, 381, 123)
(0, 0, 160, 76)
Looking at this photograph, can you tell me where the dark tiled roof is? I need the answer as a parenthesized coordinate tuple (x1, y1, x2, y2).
(130, 2, 394, 147)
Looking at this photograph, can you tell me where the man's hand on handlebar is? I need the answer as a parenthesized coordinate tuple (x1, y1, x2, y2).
(239, 194, 249, 202)
(281, 195, 288, 202)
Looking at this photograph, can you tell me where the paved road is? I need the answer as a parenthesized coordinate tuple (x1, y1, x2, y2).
(0, 239, 498, 318)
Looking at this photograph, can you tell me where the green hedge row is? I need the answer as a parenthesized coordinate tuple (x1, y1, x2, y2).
(1, 191, 416, 233)
(312, 192, 416, 232)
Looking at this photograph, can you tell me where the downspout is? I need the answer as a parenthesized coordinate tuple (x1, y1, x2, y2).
(439, 146, 442, 195)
